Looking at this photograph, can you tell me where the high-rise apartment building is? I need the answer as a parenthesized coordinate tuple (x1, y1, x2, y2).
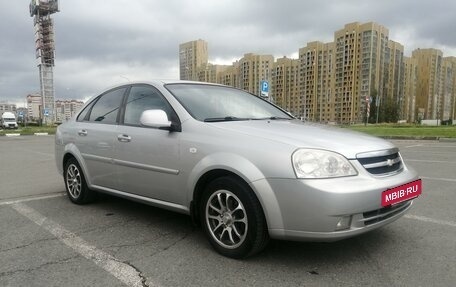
(218, 62, 240, 88)
(179, 23, 455, 124)
(0, 103, 17, 114)
(27, 93, 42, 121)
(55, 99, 84, 122)
(197, 63, 230, 84)
(179, 39, 208, 81)
(24, 94, 84, 122)
(334, 22, 389, 123)
(272, 57, 300, 117)
(442, 57, 456, 122)
(299, 41, 335, 122)
(385, 40, 405, 118)
(412, 48, 443, 120)
(238, 53, 274, 96)
(403, 57, 418, 123)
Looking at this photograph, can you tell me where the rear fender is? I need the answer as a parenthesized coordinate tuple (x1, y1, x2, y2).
(62, 143, 94, 187)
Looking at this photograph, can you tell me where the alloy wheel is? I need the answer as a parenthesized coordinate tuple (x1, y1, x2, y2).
(205, 190, 248, 249)
(66, 163, 82, 199)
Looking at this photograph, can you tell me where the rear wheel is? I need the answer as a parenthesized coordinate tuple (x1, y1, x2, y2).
(64, 158, 96, 204)
(200, 176, 269, 258)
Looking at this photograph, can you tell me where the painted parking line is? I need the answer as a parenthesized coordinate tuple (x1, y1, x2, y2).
(421, 176, 456, 183)
(404, 145, 456, 149)
(11, 202, 154, 287)
(406, 159, 456, 163)
(406, 159, 456, 164)
(404, 144, 423, 148)
(405, 214, 456, 228)
(0, 193, 65, 207)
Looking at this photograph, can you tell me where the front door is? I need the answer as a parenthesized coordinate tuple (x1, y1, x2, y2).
(113, 85, 183, 204)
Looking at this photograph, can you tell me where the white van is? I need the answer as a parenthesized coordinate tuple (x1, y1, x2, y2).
(1, 112, 18, 129)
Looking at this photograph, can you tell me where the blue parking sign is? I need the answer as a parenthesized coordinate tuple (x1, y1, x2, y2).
(261, 81, 269, 93)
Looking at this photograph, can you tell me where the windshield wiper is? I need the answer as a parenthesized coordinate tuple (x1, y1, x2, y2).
(252, 116, 291, 120)
(204, 116, 249, 122)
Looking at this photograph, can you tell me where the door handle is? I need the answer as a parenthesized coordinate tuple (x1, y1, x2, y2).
(78, 130, 88, 136)
(117, 134, 131, 143)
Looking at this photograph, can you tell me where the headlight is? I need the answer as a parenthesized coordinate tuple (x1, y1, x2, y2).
(292, 149, 357, 178)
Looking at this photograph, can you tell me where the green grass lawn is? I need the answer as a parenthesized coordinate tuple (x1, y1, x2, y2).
(345, 124, 456, 138)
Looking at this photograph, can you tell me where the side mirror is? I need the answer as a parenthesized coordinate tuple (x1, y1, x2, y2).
(139, 110, 172, 129)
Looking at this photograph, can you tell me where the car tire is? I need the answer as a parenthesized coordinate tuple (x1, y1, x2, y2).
(200, 176, 269, 258)
(64, 158, 96, 204)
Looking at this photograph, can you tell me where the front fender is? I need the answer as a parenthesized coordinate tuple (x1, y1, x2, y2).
(186, 152, 284, 230)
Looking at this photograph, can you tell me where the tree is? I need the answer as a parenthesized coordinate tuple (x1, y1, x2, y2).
(368, 94, 400, 123)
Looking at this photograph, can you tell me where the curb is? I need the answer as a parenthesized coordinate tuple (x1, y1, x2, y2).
(439, 138, 456, 142)
(5, 133, 21, 137)
(34, 132, 49, 136)
(380, 136, 439, 140)
(380, 136, 456, 141)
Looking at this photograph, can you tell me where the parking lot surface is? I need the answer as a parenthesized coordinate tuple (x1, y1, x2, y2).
(1, 136, 455, 286)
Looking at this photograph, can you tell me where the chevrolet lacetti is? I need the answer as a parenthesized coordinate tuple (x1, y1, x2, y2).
(55, 81, 422, 258)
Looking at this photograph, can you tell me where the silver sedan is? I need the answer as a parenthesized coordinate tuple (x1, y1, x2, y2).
(55, 81, 421, 258)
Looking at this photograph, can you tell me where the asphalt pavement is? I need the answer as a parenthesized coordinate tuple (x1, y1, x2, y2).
(0, 136, 455, 287)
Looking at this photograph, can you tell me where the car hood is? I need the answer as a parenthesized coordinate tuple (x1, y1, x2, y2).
(209, 119, 395, 159)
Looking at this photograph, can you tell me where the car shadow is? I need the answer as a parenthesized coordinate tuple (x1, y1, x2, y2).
(90, 192, 397, 265)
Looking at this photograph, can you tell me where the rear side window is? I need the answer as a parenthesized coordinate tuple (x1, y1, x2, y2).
(77, 100, 96, 121)
(88, 88, 126, 124)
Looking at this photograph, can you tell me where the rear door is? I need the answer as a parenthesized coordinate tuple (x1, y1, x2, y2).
(74, 87, 127, 189)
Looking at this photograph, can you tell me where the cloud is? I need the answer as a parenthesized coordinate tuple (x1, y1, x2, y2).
(1, 0, 455, 105)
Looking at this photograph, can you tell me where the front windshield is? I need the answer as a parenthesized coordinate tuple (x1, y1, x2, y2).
(165, 84, 292, 122)
(4, 118, 15, 122)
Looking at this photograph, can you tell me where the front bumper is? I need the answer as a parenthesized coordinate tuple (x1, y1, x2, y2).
(2, 124, 17, 129)
(250, 162, 418, 242)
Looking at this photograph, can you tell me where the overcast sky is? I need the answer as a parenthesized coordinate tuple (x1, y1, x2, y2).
(1, 0, 455, 106)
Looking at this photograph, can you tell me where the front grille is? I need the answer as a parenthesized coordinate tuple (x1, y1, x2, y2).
(362, 201, 411, 226)
(357, 148, 403, 176)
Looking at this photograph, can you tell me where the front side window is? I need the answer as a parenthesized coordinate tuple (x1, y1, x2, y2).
(123, 85, 172, 126)
(88, 88, 126, 124)
(165, 84, 292, 122)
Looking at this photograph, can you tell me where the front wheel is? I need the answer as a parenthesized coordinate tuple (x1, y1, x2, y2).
(200, 176, 269, 258)
(64, 158, 96, 204)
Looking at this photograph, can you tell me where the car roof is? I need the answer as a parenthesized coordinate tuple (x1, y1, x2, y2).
(84, 80, 226, 105)
(117, 80, 224, 86)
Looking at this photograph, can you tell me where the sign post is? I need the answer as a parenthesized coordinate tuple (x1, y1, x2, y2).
(365, 96, 371, 126)
(43, 108, 49, 126)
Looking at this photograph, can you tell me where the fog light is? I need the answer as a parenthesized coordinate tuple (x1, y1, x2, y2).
(335, 216, 352, 231)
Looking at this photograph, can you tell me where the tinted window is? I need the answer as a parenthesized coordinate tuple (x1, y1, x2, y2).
(88, 88, 126, 124)
(124, 86, 171, 126)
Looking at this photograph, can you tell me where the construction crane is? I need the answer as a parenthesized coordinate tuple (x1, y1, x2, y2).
(29, 0, 59, 125)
